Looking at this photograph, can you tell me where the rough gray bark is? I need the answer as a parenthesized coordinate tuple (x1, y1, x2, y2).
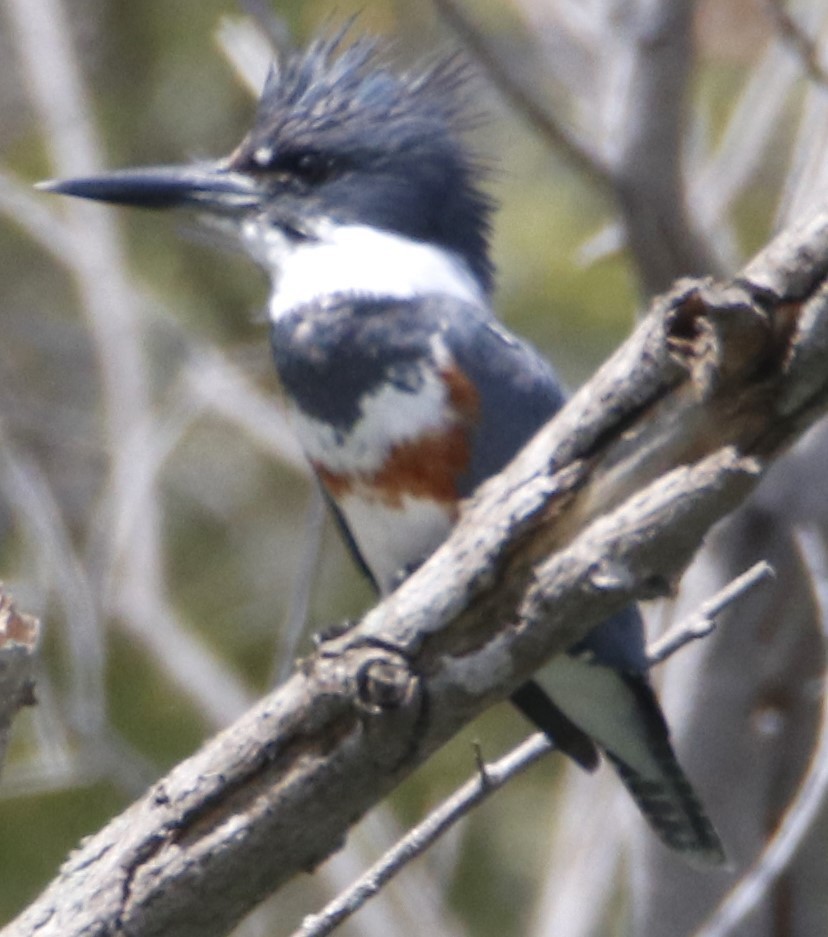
(5, 204, 828, 937)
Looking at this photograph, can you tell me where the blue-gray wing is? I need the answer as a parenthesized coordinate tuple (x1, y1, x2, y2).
(440, 304, 648, 672)
(441, 304, 725, 864)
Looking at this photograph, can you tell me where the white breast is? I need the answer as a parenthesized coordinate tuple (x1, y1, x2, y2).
(284, 340, 463, 593)
(286, 356, 450, 476)
(338, 493, 454, 594)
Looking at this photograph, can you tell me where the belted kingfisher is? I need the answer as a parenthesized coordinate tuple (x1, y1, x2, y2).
(42, 31, 725, 866)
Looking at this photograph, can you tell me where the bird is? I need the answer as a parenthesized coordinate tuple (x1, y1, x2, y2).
(41, 29, 725, 867)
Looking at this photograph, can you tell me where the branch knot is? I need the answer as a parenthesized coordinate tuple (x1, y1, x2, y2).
(355, 654, 420, 715)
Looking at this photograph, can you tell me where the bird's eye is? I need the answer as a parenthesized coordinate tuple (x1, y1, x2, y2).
(287, 151, 335, 184)
(262, 150, 335, 185)
(240, 146, 337, 185)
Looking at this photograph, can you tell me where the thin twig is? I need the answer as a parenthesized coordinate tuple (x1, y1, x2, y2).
(290, 734, 553, 937)
(432, 0, 612, 192)
(764, 0, 828, 88)
(691, 527, 828, 937)
(646, 561, 775, 667)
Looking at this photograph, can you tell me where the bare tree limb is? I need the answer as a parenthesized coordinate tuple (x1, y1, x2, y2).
(292, 558, 772, 937)
(509, 0, 725, 293)
(5, 201, 828, 937)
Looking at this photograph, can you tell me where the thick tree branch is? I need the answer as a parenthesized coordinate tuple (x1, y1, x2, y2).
(6, 206, 828, 937)
(295, 561, 774, 937)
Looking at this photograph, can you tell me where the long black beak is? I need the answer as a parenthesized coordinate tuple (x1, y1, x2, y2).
(37, 163, 262, 213)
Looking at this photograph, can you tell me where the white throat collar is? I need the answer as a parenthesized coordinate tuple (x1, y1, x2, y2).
(242, 218, 486, 319)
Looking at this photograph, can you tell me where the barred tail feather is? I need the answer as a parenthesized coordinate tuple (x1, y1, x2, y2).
(537, 655, 726, 868)
(600, 675, 726, 868)
(604, 746, 726, 868)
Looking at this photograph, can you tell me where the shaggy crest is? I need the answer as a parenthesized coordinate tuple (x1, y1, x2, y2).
(244, 31, 482, 158)
(227, 29, 495, 290)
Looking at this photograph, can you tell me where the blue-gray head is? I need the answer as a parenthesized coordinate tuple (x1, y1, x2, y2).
(42, 32, 495, 297)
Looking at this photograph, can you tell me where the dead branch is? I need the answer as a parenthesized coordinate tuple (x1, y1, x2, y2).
(292, 559, 772, 937)
(433, 0, 612, 190)
(5, 205, 828, 937)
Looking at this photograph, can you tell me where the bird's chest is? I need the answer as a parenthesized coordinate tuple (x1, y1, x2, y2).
(270, 304, 479, 591)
